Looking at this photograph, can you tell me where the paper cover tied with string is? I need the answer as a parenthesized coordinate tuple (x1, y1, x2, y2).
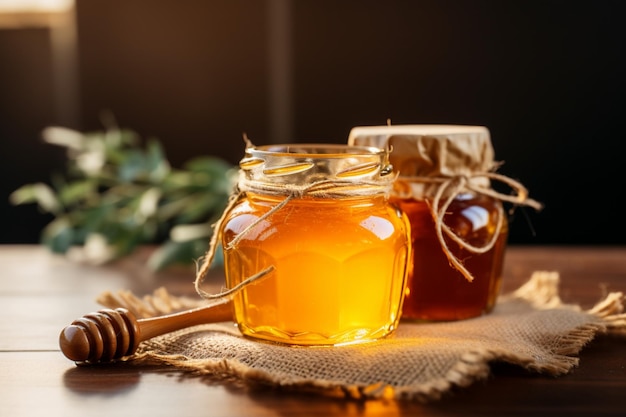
(349, 125, 543, 321)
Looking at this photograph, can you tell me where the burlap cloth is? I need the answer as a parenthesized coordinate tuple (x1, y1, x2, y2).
(97, 271, 626, 402)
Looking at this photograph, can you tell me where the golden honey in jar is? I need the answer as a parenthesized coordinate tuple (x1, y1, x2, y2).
(220, 143, 411, 345)
(348, 125, 541, 321)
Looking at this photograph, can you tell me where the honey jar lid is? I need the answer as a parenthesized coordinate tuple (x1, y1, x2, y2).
(347, 125, 496, 178)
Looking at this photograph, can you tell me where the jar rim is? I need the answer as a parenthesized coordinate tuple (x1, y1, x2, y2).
(249, 143, 386, 158)
(349, 124, 489, 138)
(239, 143, 393, 190)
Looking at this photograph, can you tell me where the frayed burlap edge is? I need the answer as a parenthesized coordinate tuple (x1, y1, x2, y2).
(96, 271, 626, 402)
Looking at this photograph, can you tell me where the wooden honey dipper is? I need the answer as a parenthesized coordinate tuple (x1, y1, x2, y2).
(59, 300, 233, 363)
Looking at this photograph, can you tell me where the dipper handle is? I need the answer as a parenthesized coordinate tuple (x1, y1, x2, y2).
(59, 300, 233, 364)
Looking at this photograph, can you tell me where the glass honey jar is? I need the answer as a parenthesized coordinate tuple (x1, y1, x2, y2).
(206, 142, 411, 345)
(348, 125, 542, 321)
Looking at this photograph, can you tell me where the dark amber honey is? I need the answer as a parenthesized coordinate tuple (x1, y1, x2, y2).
(347, 124, 540, 322)
(395, 193, 508, 321)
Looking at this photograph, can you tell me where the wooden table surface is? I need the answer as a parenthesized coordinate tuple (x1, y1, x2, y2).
(1, 245, 625, 417)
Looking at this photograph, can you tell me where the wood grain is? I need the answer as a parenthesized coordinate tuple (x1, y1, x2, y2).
(1, 245, 625, 417)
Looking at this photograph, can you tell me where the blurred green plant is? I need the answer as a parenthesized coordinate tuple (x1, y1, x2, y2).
(9, 124, 236, 271)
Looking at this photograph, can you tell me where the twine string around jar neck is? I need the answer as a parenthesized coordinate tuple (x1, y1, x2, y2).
(399, 171, 543, 283)
(194, 174, 394, 302)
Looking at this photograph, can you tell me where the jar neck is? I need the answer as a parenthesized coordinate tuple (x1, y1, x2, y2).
(238, 144, 395, 198)
(238, 171, 392, 198)
(245, 190, 389, 205)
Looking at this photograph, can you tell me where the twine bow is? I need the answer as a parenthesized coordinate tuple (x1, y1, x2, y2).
(400, 172, 543, 282)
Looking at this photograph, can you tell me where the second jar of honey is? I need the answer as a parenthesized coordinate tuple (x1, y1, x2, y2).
(348, 125, 541, 321)
(218, 143, 411, 345)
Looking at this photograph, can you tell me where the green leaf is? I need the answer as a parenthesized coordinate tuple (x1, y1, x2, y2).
(13, 121, 237, 270)
(41, 126, 85, 151)
(9, 183, 61, 214)
(174, 193, 226, 224)
(103, 128, 138, 150)
(116, 128, 140, 147)
(58, 180, 97, 207)
(135, 187, 162, 220)
(41, 217, 75, 253)
(78, 204, 115, 235)
(118, 149, 147, 182)
(169, 223, 213, 242)
(147, 238, 221, 272)
(145, 139, 171, 182)
(146, 239, 198, 271)
(109, 231, 143, 257)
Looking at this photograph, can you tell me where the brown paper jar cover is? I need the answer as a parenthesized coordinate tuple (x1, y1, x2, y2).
(348, 125, 496, 198)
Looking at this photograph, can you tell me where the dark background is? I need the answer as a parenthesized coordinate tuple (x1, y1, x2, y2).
(1, 0, 624, 245)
